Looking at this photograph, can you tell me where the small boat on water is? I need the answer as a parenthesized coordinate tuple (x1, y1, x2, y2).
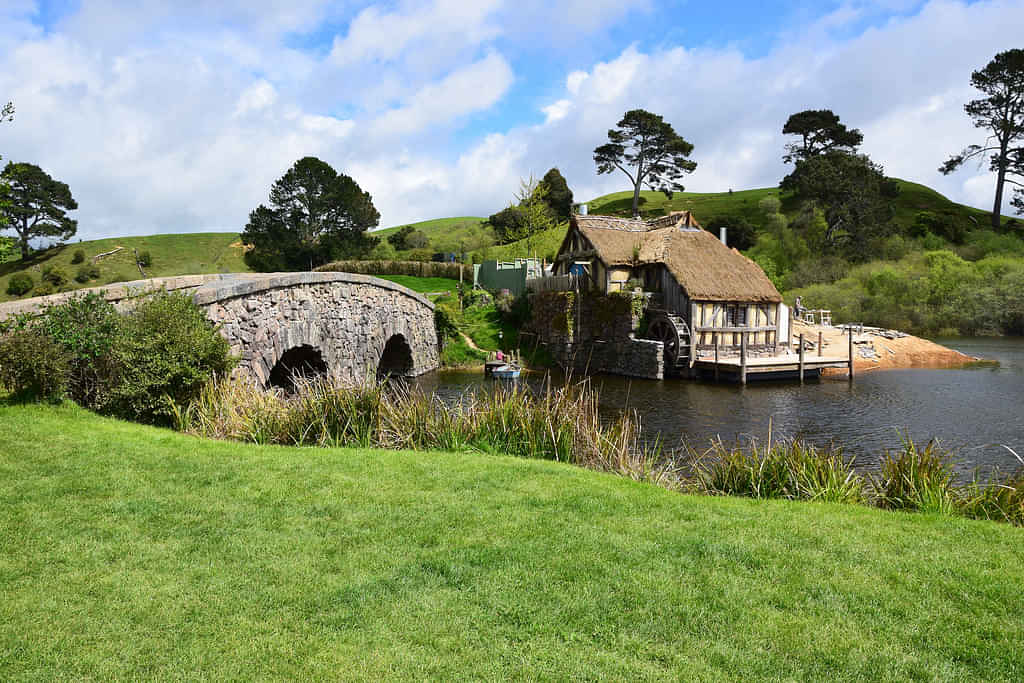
(490, 364, 521, 380)
(484, 351, 522, 379)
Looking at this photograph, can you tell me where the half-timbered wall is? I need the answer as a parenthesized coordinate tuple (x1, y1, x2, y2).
(692, 301, 780, 348)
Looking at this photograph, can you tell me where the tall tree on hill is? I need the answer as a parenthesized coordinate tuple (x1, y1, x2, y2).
(781, 151, 899, 256)
(540, 168, 573, 220)
(593, 109, 697, 218)
(242, 157, 379, 271)
(781, 109, 863, 163)
(0, 162, 78, 260)
(940, 49, 1024, 229)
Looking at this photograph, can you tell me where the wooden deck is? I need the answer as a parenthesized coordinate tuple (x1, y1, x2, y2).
(691, 352, 850, 383)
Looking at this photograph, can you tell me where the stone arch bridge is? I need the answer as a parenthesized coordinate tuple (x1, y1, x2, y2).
(0, 272, 440, 387)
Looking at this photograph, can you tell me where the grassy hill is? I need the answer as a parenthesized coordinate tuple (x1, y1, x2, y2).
(2, 400, 1022, 679)
(584, 181, 1009, 233)
(374, 216, 486, 239)
(0, 232, 250, 302)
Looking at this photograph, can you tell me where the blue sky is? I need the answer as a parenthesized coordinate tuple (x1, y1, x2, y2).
(0, 0, 1019, 239)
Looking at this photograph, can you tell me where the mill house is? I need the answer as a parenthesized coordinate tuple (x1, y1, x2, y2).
(535, 210, 849, 381)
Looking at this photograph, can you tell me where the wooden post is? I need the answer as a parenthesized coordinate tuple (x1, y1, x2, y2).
(740, 332, 747, 386)
(799, 333, 805, 384)
(689, 302, 698, 370)
(818, 331, 823, 357)
(714, 338, 719, 383)
(773, 303, 781, 355)
(848, 325, 855, 381)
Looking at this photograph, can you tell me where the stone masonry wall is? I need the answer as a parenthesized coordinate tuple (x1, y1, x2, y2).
(527, 290, 663, 380)
(196, 273, 439, 386)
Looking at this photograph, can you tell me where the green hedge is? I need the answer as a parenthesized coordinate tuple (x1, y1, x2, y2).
(317, 259, 472, 281)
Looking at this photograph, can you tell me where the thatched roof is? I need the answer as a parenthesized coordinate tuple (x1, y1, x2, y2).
(570, 212, 782, 303)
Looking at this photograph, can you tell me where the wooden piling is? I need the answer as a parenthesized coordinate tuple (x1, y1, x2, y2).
(740, 332, 748, 386)
(818, 331, 823, 357)
(848, 326, 855, 381)
(799, 333, 805, 384)
(773, 304, 781, 355)
(714, 339, 719, 383)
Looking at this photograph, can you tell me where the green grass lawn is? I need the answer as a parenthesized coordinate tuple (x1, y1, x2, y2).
(0, 232, 250, 302)
(374, 274, 461, 294)
(2, 401, 1023, 680)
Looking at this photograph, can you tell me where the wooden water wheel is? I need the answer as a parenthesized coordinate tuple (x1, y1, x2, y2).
(646, 312, 691, 373)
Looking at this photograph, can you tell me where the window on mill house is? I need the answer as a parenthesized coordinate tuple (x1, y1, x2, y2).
(726, 304, 747, 327)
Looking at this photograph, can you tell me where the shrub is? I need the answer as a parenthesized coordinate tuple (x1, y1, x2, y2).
(407, 248, 433, 262)
(39, 293, 121, 409)
(74, 264, 101, 283)
(137, 251, 152, 267)
(32, 282, 55, 297)
(785, 256, 850, 289)
(434, 304, 459, 342)
(41, 266, 69, 288)
(317, 259, 472, 281)
(107, 291, 236, 424)
(6, 272, 34, 296)
(71, 249, 86, 264)
(0, 326, 71, 402)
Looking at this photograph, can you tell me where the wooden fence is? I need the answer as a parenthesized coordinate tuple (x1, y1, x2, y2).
(525, 274, 591, 293)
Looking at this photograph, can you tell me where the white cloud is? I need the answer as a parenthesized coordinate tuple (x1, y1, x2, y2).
(329, 0, 502, 67)
(234, 79, 277, 117)
(371, 53, 514, 136)
(542, 99, 571, 123)
(1, 0, 1022, 242)
(566, 71, 589, 95)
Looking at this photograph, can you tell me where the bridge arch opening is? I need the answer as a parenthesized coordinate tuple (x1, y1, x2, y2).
(269, 344, 328, 392)
(378, 334, 414, 378)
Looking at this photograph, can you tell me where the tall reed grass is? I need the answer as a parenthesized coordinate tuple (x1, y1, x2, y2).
(690, 437, 865, 504)
(178, 379, 1024, 527)
(178, 377, 676, 486)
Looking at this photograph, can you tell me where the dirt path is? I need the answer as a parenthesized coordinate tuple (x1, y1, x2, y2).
(460, 332, 485, 352)
(790, 319, 978, 374)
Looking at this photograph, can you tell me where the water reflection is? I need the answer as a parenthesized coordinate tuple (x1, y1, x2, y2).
(413, 337, 1024, 476)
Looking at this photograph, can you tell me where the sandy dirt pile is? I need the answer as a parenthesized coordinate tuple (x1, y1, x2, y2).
(789, 318, 978, 374)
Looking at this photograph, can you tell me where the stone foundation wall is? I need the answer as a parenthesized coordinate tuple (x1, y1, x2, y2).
(551, 338, 664, 380)
(528, 290, 663, 380)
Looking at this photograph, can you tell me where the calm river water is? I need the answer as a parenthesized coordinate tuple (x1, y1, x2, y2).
(413, 337, 1024, 476)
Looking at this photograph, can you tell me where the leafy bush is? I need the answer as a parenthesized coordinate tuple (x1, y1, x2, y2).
(137, 251, 152, 267)
(785, 256, 850, 289)
(74, 263, 101, 283)
(32, 282, 55, 297)
(488, 205, 530, 244)
(107, 291, 236, 424)
(0, 326, 71, 402)
(911, 211, 967, 244)
(6, 272, 34, 296)
(71, 249, 86, 264)
(41, 266, 69, 288)
(39, 293, 121, 409)
(434, 304, 459, 341)
(407, 248, 433, 262)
